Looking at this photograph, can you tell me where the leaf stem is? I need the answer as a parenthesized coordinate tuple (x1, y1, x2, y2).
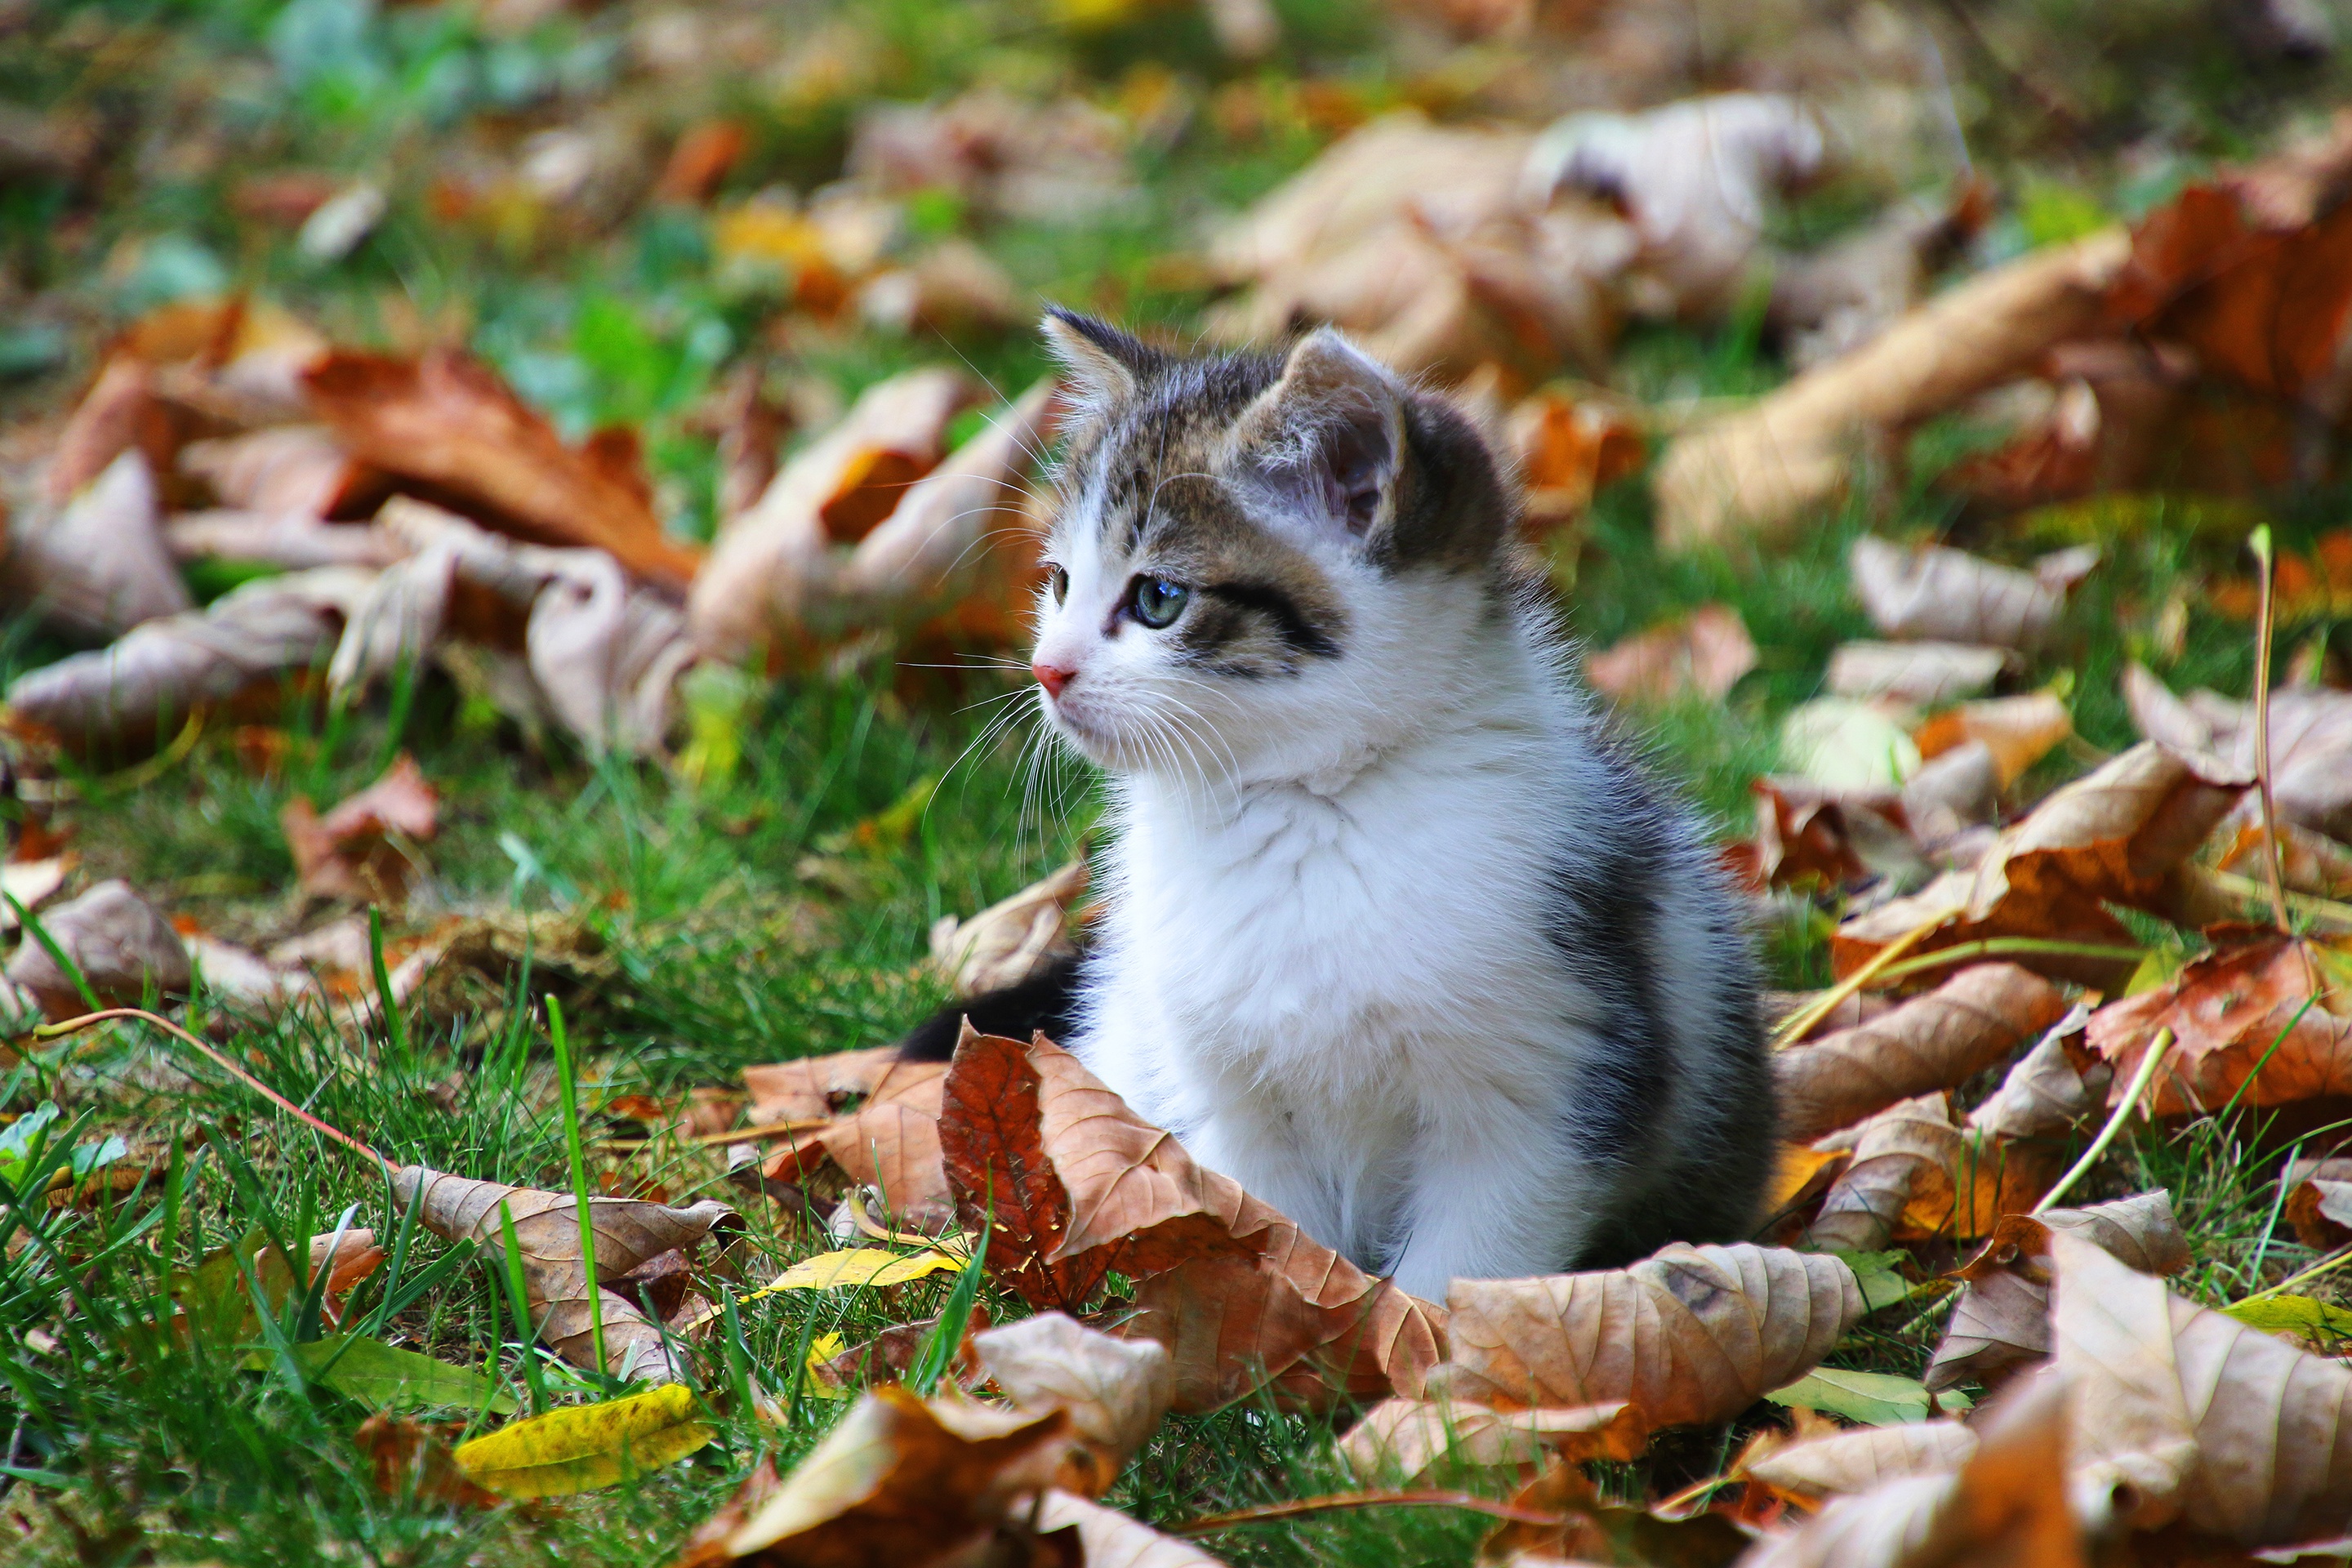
(1175, 1490, 1570, 1535)
(2251, 525, 2292, 936)
(1866, 937, 2146, 987)
(2034, 1027, 2174, 1214)
(1772, 914, 1940, 1048)
(2238, 1241, 2352, 1307)
(546, 994, 608, 1381)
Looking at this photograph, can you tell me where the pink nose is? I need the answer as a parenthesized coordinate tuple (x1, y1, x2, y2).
(1031, 662, 1073, 699)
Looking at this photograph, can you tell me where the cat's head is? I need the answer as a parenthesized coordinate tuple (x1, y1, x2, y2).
(1028, 310, 1521, 786)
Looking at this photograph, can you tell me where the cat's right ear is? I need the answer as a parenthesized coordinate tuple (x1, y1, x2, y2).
(1040, 308, 1159, 419)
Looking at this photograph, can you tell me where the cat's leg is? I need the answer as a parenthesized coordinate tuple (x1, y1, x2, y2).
(1382, 1107, 1589, 1301)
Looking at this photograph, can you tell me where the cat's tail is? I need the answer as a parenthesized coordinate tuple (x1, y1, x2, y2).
(895, 951, 1089, 1062)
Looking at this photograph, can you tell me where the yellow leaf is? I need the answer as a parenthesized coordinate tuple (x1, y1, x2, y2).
(804, 1331, 850, 1400)
(452, 1383, 713, 1499)
(763, 1247, 964, 1294)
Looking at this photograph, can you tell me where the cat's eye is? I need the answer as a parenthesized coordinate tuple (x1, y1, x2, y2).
(1047, 564, 1069, 605)
(1129, 576, 1189, 629)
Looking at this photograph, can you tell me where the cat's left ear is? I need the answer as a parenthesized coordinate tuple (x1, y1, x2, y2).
(1238, 327, 1405, 546)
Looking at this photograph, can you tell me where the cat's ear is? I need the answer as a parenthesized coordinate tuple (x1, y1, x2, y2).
(1241, 327, 1404, 545)
(1040, 308, 1160, 418)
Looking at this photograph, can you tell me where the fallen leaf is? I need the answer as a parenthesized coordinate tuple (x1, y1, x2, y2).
(2084, 930, 2352, 1117)
(1804, 1094, 1971, 1252)
(2217, 819, 2352, 899)
(1585, 604, 1758, 706)
(280, 752, 439, 906)
(1423, 1243, 1861, 1427)
(391, 1164, 737, 1383)
(2125, 664, 2352, 842)
(302, 348, 702, 592)
(763, 1094, 952, 1227)
(1769, 185, 1993, 369)
(849, 88, 1135, 224)
(3, 566, 374, 756)
(938, 1027, 1446, 1410)
(1337, 1396, 1646, 1484)
(178, 425, 385, 519)
(929, 858, 1088, 1000)
(453, 1382, 714, 1499)
(1775, 964, 2072, 1143)
(354, 1412, 502, 1509)
(6, 877, 190, 1017)
(2223, 1294, 2352, 1349)
(1654, 229, 2134, 552)
(971, 1311, 1171, 1495)
(856, 241, 1026, 338)
(744, 1047, 942, 1125)
(1507, 386, 1645, 525)
(1740, 777, 1922, 893)
(1780, 698, 1922, 791)
(1740, 1365, 2082, 1567)
(1766, 1367, 1934, 1427)
(1965, 1013, 2110, 1141)
(2286, 1177, 2352, 1249)
(1474, 1449, 1753, 1566)
(657, 119, 748, 204)
(2051, 1228, 2352, 1544)
(1030, 1490, 1227, 1568)
(1925, 1192, 2190, 1393)
(2, 450, 192, 641)
(1743, 1420, 1980, 1503)
(1825, 642, 2013, 706)
(1832, 742, 2242, 987)
(295, 1334, 515, 1414)
(763, 1246, 964, 1292)
(1850, 538, 2096, 653)
(1913, 693, 2075, 789)
(164, 509, 407, 571)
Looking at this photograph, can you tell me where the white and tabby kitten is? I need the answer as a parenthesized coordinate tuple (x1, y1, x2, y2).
(1014, 310, 1774, 1300)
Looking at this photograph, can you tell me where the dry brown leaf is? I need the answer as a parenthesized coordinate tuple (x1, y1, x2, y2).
(355, 1412, 502, 1510)
(1740, 1366, 2082, 1568)
(1742, 1419, 1980, 1503)
(178, 425, 384, 519)
(1825, 642, 2012, 706)
(687, 368, 978, 664)
(1507, 387, 1645, 525)
(1029, 1490, 1227, 1568)
(971, 1312, 1170, 1496)
(1925, 1192, 2189, 1394)
(2127, 664, 2352, 843)
(938, 1028, 1445, 1411)
(2051, 1228, 2352, 1544)
(4, 450, 192, 641)
(1737, 777, 1928, 894)
(1654, 229, 2134, 551)
(3, 566, 373, 756)
(302, 348, 702, 592)
(1832, 742, 2243, 987)
(1965, 1013, 2109, 1142)
(5, 878, 190, 1017)
(280, 752, 439, 906)
(929, 858, 1087, 1000)
(2285, 1178, 2352, 1250)
(1767, 185, 1992, 370)
(2084, 930, 2352, 1116)
(743, 1046, 942, 1125)
(686, 1383, 1074, 1567)
(764, 1095, 953, 1228)
(1850, 538, 2096, 653)
(1901, 742, 2004, 845)
(1338, 1396, 1646, 1485)
(2216, 819, 2352, 900)
(1913, 693, 2075, 791)
(855, 241, 1025, 338)
(391, 1165, 737, 1383)
(1803, 1094, 1967, 1252)
(1474, 1449, 1753, 1566)
(1776, 964, 2071, 1143)
(1422, 1242, 1860, 1427)
(1586, 604, 1758, 706)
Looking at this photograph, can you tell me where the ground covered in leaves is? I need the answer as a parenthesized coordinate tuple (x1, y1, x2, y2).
(11, 0, 2352, 1564)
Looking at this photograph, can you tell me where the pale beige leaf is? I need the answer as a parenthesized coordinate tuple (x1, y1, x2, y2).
(1585, 604, 1757, 706)
(2127, 662, 2352, 841)
(1337, 1396, 1643, 1485)
(1804, 1094, 1963, 1253)
(929, 858, 1087, 1000)
(5, 878, 189, 1017)
(1850, 537, 2085, 652)
(973, 1311, 1170, 1493)
(1825, 641, 2011, 705)
(1744, 1420, 1980, 1502)
(1917, 693, 2075, 788)
(743, 1045, 940, 1125)
(1031, 1490, 1226, 1568)
(1423, 1243, 1862, 1426)
(1966, 1013, 2107, 1141)
(5, 449, 190, 640)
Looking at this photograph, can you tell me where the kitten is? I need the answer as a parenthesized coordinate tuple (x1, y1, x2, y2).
(920, 310, 1775, 1301)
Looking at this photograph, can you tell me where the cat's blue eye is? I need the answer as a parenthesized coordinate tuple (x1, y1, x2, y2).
(1129, 577, 1189, 629)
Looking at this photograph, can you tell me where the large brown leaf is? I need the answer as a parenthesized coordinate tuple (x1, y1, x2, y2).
(1925, 1192, 2190, 1393)
(938, 1028, 1445, 1411)
(391, 1165, 737, 1383)
(1423, 1244, 1861, 1428)
(302, 349, 702, 592)
(1776, 964, 2071, 1142)
(2084, 931, 2352, 1116)
(2051, 1228, 2352, 1544)
(763, 1094, 952, 1227)
(1964, 1012, 2108, 1141)
(1799, 1093, 2056, 1250)
(1832, 742, 2242, 987)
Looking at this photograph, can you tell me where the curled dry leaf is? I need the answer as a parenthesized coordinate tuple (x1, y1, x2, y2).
(1585, 604, 1757, 706)
(938, 1027, 1446, 1411)
(6, 877, 190, 1017)
(2084, 930, 2352, 1116)
(929, 858, 1087, 1000)
(687, 367, 978, 664)
(1736, 777, 1922, 894)
(971, 1311, 1171, 1496)
(763, 1091, 953, 1228)
(1925, 1192, 2189, 1394)
(1849, 537, 2096, 653)
(1740, 1366, 2082, 1568)
(1030, 1490, 1227, 1568)
(1742, 1419, 1980, 1504)
(1507, 386, 1644, 525)
(178, 425, 384, 519)
(4, 450, 192, 642)
(1775, 963, 2071, 1143)
(302, 348, 702, 592)
(1337, 1396, 1645, 1485)
(2287, 1178, 2352, 1250)
(390, 1165, 737, 1383)
(1913, 693, 2074, 791)
(1653, 229, 2134, 552)
(743, 1045, 942, 1125)
(2126, 663, 2352, 842)
(1965, 1010, 2109, 1142)
(1803, 1094, 1962, 1253)
(1833, 742, 2243, 987)
(1825, 642, 2011, 706)
(1423, 1243, 1860, 1428)
(280, 751, 439, 906)
(2051, 1228, 2352, 1544)
(4, 566, 374, 755)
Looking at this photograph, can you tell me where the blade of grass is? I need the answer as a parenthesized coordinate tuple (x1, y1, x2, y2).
(546, 994, 607, 1382)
